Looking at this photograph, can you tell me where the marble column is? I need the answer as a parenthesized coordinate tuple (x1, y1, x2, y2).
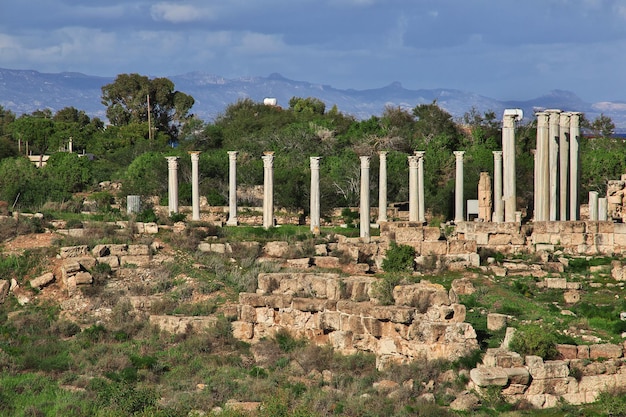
(262, 152, 274, 229)
(359, 156, 371, 239)
(454, 151, 465, 223)
(310, 157, 321, 234)
(415, 151, 426, 223)
(589, 191, 599, 221)
(598, 198, 608, 221)
(532, 149, 538, 221)
(569, 112, 582, 220)
(547, 109, 561, 220)
(408, 155, 419, 222)
(559, 112, 571, 221)
(493, 151, 503, 223)
(127, 195, 141, 215)
(166, 156, 179, 215)
(189, 151, 201, 221)
(535, 112, 550, 221)
(502, 111, 522, 222)
(226, 151, 239, 226)
(377, 151, 388, 223)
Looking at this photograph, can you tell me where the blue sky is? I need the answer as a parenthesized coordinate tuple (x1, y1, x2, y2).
(1, 0, 625, 102)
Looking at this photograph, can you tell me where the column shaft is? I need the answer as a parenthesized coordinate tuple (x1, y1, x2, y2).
(227, 151, 238, 226)
(166, 156, 179, 215)
(189, 151, 201, 221)
(408, 155, 418, 222)
(454, 151, 465, 223)
(415, 151, 426, 223)
(310, 157, 321, 234)
(559, 113, 571, 220)
(536, 112, 550, 221)
(493, 151, 503, 223)
(262, 152, 274, 229)
(598, 198, 608, 221)
(377, 151, 388, 223)
(502, 113, 519, 222)
(570, 113, 581, 220)
(360, 156, 371, 239)
(547, 110, 561, 220)
(589, 191, 599, 221)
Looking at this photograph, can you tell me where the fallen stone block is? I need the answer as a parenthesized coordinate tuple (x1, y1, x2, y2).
(0, 279, 10, 303)
(60, 245, 89, 258)
(29, 272, 55, 289)
(470, 367, 509, 387)
(589, 343, 623, 359)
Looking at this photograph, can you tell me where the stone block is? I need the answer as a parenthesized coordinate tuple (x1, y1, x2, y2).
(264, 241, 290, 257)
(292, 297, 336, 312)
(29, 272, 55, 289)
(394, 227, 424, 243)
(62, 260, 82, 275)
(128, 244, 150, 256)
(528, 360, 569, 379)
(60, 245, 89, 258)
(487, 313, 508, 331)
(483, 349, 523, 368)
(120, 255, 151, 267)
(563, 290, 580, 304)
(423, 227, 442, 241)
(470, 367, 509, 387)
(92, 244, 109, 257)
(0, 280, 9, 304)
(501, 384, 527, 395)
(393, 282, 449, 309)
(475, 232, 489, 245)
(286, 258, 312, 268)
(488, 234, 511, 245)
(589, 343, 623, 359)
(451, 278, 476, 295)
(320, 311, 341, 331)
(108, 244, 129, 256)
(577, 345, 590, 359)
(557, 344, 578, 359)
(143, 222, 159, 234)
(74, 271, 93, 285)
(76, 256, 97, 271)
(545, 278, 568, 289)
(97, 256, 120, 269)
(315, 244, 328, 256)
(313, 256, 340, 269)
(421, 241, 447, 256)
(504, 367, 531, 385)
(448, 240, 477, 254)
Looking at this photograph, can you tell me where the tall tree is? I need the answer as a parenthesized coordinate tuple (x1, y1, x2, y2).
(101, 73, 195, 140)
(9, 115, 57, 166)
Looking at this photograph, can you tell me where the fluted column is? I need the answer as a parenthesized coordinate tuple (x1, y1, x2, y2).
(262, 152, 274, 229)
(189, 151, 201, 221)
(493, 151, 503, 223)
(535, 112, 549, 221)
(502, 112, 521, 222)
(359, 156, 371, 239)
(226, 151, 238, 226)
(559, 112, 571, 220)
(415, 151, 426, 223)
(166, 156, 179, 215)
(310, 157, 321, 234)
(377, 151, 388, 223)
(408, 155, 419, 222)
(454, 151, 465, 223)
(589, 191, 599, 221)
(547, 109, 561, 220)
(570, 112, 581, 220)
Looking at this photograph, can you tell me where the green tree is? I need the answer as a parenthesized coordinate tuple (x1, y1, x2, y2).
(583, 113, 615, 138)
(288, 96, 326, 115)
(9, 115, 57, 166)
(43, 152, 93, 194)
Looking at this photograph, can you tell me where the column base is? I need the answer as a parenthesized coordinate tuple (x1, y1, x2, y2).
(226, 218, 239, 226)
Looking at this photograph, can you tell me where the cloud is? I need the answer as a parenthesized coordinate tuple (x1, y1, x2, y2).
(150, 2, 216, 23)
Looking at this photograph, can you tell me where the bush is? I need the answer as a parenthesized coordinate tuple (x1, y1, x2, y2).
(372, 273, 403, 306)
(509, 325, 558, 360)
(382, 242, 415, 272)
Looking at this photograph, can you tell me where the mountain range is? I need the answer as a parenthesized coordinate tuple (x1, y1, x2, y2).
(1, 68, 625, 131)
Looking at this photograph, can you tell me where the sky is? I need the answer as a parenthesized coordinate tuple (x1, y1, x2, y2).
(1, 0, 625, 102)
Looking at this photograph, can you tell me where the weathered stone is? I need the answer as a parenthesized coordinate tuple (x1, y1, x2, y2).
(60, 245, 89, 258)
(545, 278, 568, 289)
(120, 255, 151, 267)
(577, 345, 590, 359)
(423, 227, 442, 241)
(470, 367, 509, 387)
(97, 256, 120, 269)
(315, 244, 328, 256)
(393, 282, 450, 309)
(149, 315, 218, 334)
(483, 349, 523, 368)
(589, 343, 623, 359)
(108, 244, 129, 256)
(313, 256, 340, 269)
(92, 244, 109, 257)
(264, 241, 290, 257)
(128, 244, 150, 256)
(487, 313, 508, 331)
(451, 278, 476, 295)
(503, 367, 531, 385)
(489, 234, 512, 245)
(287, 258, 312, 268)
(74, 271, 93, 285)
(528, 360, 569, 380)
(449, 391, 480, 411)
(29, 272, 55, 289)
(0, 280, 10, 303)
(420, 241, 447, 255)
(563, 290, 580, 304)
(556, 344, 578, 360)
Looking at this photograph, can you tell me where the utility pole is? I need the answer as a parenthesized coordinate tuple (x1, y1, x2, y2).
(147, 94, 153, 140)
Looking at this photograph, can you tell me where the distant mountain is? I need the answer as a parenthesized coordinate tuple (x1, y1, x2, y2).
(1, 68, 625, 131)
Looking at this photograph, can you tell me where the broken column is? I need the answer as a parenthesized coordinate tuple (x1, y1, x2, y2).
(589, 191, 599, 221)
(227, 151, 238, 226)
(127, 195, 141, 215)
(547, 109, 561, 220)
(599, 198, 608, 221)
(416, 151, 426, 223)
(189, 151, 201, 221)
(559, 112, 571, 220)
(377, 151, 388, 223)
(262, 152, 274, 229)
(454, 151, 465, 223)
(492, 151, 503, 223)
(535, 112, 550, 221)
(502, 109, 523, 222)
(408, 155, 419, 222)
(310, 157, 321, 234)
(570, 112, 581, 220)
(478, 172, 492, 222)
(360, 155, 371, 239)
(166, 156, 179, 215)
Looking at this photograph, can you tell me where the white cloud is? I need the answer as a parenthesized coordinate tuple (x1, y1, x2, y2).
(234, 32, 286, 55)
(150, 2, 216, 23)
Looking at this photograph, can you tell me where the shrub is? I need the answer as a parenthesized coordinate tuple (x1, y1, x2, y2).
(509, 325, 559, 360)
(382, 242, 415, 272)
(372, 273, 403, 306)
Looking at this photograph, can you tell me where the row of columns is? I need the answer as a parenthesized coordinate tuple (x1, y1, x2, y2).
(534, 110, 582, 221)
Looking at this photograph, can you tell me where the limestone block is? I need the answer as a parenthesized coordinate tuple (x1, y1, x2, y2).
(504, 367, 531, 385)
(470, 367, 509, 387)
(426, 304, 466, 323)
(560, 222, 586, 234)
(97, 256, 120, 269)
(315, 244, 328, 256)
(545, 278, 568, 289)
(128, 244, 150, 256)
(60, 245, 89, 258)
(76, 256, 97, 271)
(361, 304, 415, 324)
(525, 394, 559, 409)
(264, 241, 289, 257)
(589, 343, 623, 359)
(423, 227, 442, 241)
(340, 314, 365, 334)
(475, 232, 489, 245)
(563, 290, 580, 304)
(30, 272, 55, 289)
(393, 282, 449, 309)
(239, 293, 293, 309)
(292, 297, 336, 312)
(491, 266, 507, 277)
(448, 240, 477, 254)
(488, 234, 511, 245)
(92, 244, 109, 257)
(577, 345, 590, 359)
(362, 317, 383, 337)
(614, 234, 626, 247)
(238, 304, 257, 322)
(528, 360, 569, 380)
(501, 384, 527, 395)
(544, 262, 565, 273)
(149, 315, 218, 334)
(120, 255, 151, 267)
(343, 276, 374, 301)
(394, 227, 424, 243)
(0, 280, 9, 303)
(451, 278, 476, 295)
(328, 331, 354, 352)
(535, 244, 555, 252)
(578, 374, 618, 392)
(596, 233, 614, 247)
(311, 256, 339, 269)
(557, 344, 578, 360)
(483, 349, 524, 368)
(74, 271, 93, 285)
(108, 244, 129, 256)
(420, 241, 447, 256)
(487, 313, 508, 331)
(143, 222, 159, 234)
(449, 392, 480, 411)
(320, 311, 341, 331)
(287, 258, 312, 268)
(62, 260, 82, 276)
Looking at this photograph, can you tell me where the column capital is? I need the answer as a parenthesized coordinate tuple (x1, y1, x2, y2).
(559, 112, 571, 126)
(453, 150, 465, 159)
(166, 156, 179, 167)
(492, 150, 503, 159)
(360, 155, 371, 168)
(414, 151, 425, 159)
(228, 150, 238, 159)
(310, 156, 321, 168)
(408, 155, 418, 168)
(262, 152, 274, 167)
(378, 150, 388, 157)
(188, 151, 201, 160)
(536, 112, 549, 126)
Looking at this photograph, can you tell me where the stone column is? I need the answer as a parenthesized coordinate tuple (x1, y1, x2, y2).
(415, 151, 426, 223)
(502, 111, 522, 222)
(493, 151, 503, 223)
(359, 156, 371, 239)
(598, 198, 608, 221)
(189, 151, 201, 221)
(310, 157, 321, 234)
(478, 172, 492, 222)
(569, 112, 581, 220)
(589, 191, 599, 221)
(408, 155, 419, 222)
(226, 151, 238, 226)
(377, 151, 388, 223)
(166, 156, 179, 215)
(262, 152, 274, 229)
(532, 149, 538, 221)
(454, 151, 465, 223)
(559, 112, 571, 221)
(547, 109, 561, 220)
(535, 112, 550, 221)
(127, 195, 141, 215)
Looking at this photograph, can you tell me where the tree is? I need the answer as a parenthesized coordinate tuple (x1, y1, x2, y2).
(9, 115, 57, 166)
(583, 113, 615, 138)
(101, 73, 195, 140)
(288, 97, 326, 115)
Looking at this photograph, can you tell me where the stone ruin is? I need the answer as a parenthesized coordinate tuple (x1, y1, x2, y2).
(607, 174, 626, 222)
